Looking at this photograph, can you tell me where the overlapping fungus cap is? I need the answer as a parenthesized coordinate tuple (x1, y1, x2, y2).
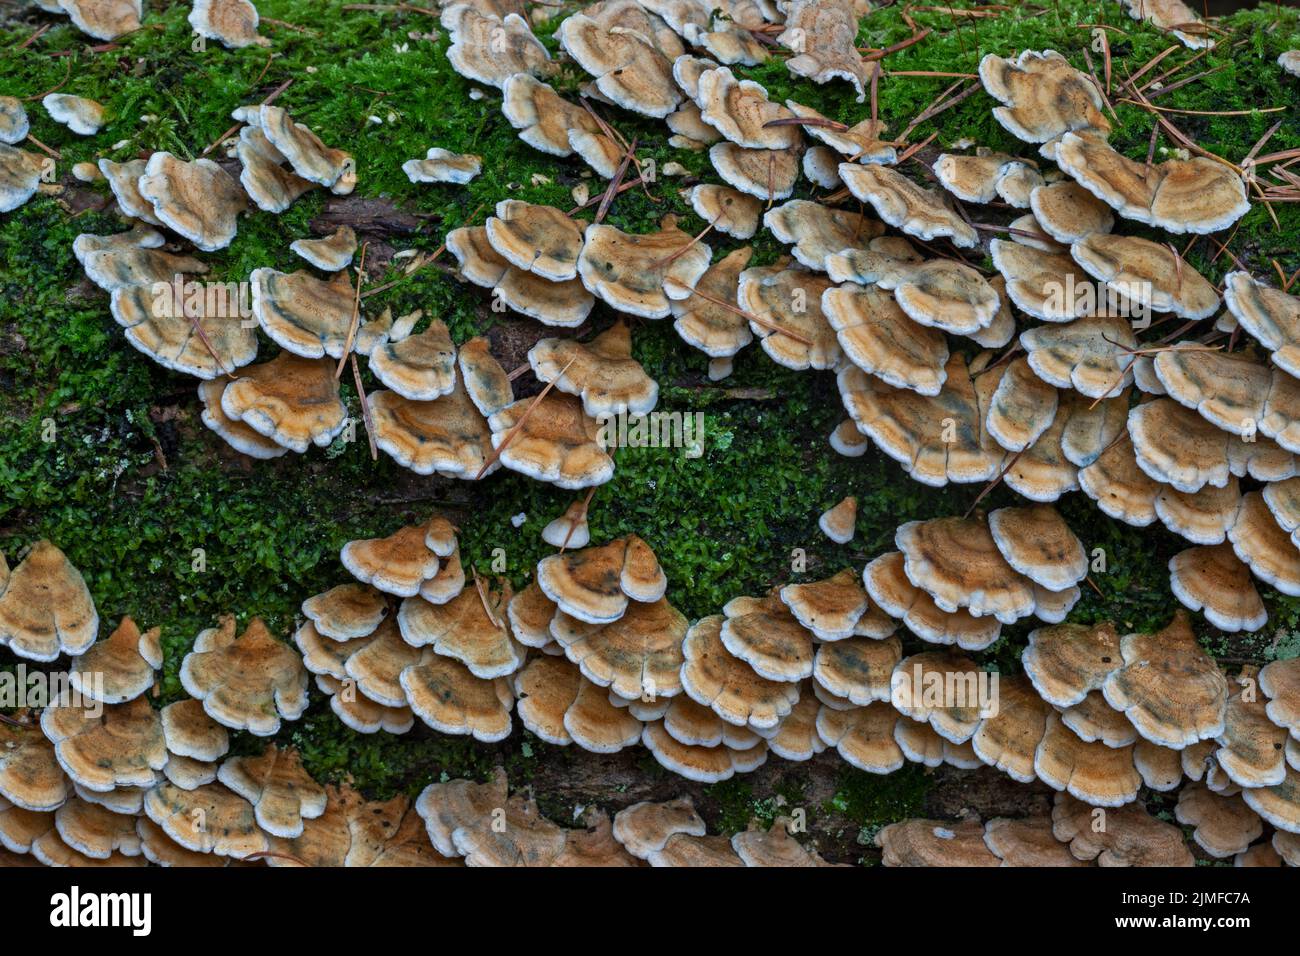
(670, 246, 754, 357)
(488, 392, 614, 489)
(97, 158, 163, 225)
(694, 66, 798, 150)
(826, 243, 1000, 337)
(216, 745, 326, 839)
(783, 99, 895, 163)
(513, 655, 579, 745)
(1224, 271, 1300, 377)
(218, 353, 348, 454)
(648, 832, 745, 866)
(1170, 542, 1266, 633)
(838, 164, 978, 248)
(551, 597, 688, 701)
(1055, 132, 1248, 234)
(235, 125, 316, 214)
(197, 378, 287, 459)
(536, 534, 667, 625)
(778, 568, 870, 641)
(482, 201, 583, 283)
(709, 142, 800, 200)
(1019, 316, 1135, 401)
(896, 514, 1039, 623)
(110, 282, 258, 380)
(0, 719, 67, 813)
(876, 817, 998, 866)
(53, 797, 144, 860)
(541, 500, 591, 551)
(0, 795, 54, 854)
(578, 215, 710, 319)
(41, 695, 166, 793)
(840, 355, 1006, 487)
(680, 615, 800, 729)
(729, 818, 835, 867)
(449, 793, 571, 866)
(1121, 0, 1214, 49)
(0, 97, 29, 145)
(1229, 491, 1300, 597)
(1052, 793, 1193, 865)
(414, 767, 510, 858)
(43, 94, 105, 136)
(932, 149, 1038, 205)
(982, 357, 1059, 453)
(890, 650, 988, 744)
(611, 797, 706, 861)
(1033, 711, 1141, 806)
(1071, 232, 1220, 320)
(315, 672, 414, 735)
(813, 634, 901, 707)
(189, 0, 268, 48)
(1098, 611, 1228, 750)
(68, 617, 159, 705)
(966, 674, 1050, 783)
(142, 782, 267, 859)
(1264, 477, 1300, 552)
(801, 146, 842, 188)
(302, 583, 388, 641)
(400, 648, 514, 741)
(663, 694, 762, 749)
(989, 237, 1093, 322)
(1133, 738, 1186, 792)
(367, 318, 456, 402)
(688, 184, 762, 239)
(1215, 666, 1289, 789)
(257, 104, 355, 194)
(864, 551, 1001, 650)
(642, 720, 767, 782)
(29, 827, 145, 867)
(557, 13, 679, 117)
(987, 504, 1087, 594)
(75, 225, 161, 263)
(1259, 657, 1300, 740)
(812, 700, 902, 773)
(983, 815, 1089, 866)
(1129, 398, 1298, 494)
(1241, 764, 1300, 835)
(507, 580, 559, 651)
(1028, 179, 1115, 244)
(776, 0, 869, 100)
(825, 284, 949, 398)
(667, 100, 722, 149)
(528, 322, 659, 419)
(341, 517, 454, 598)
(179, 615, 309, 736)
(501, 74, 601, 157)
(718, 590, 814, 683)
(1059, 691, 1138, 748)
(370, 374, 500, 478)
(250, 268, 359, 361)
(763, 200, 883, 272)
(290, 226, 356, 273)
(160, 700, 229, 773)
(0, 540, 98, 663)
(0, 145, 43, 214)
(81, 242, 208, 295)
(736, 263, 840, 370)
(978, 50, 1111, 151)
(1173, 783, 1262, 859)
(61, 0, 143, 41)
(399, 582, 523, 679)
(136, 152, 245, 252)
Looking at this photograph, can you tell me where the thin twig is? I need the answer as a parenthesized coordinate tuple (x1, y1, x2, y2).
(336, 242, 369, 378)
(475, 357, 578, 480)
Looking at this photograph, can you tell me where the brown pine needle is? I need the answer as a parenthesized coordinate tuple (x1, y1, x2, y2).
(561, 486, 598, 552)
(885, 70, 977, 78)
(241, 850, 311, 866)
(24, 134, 59, 160)
(475, 357, 578, 480)
(201, 78, 292, 157)
(1085, 575, 1105, 599)
(190, 314, 231, 378)
(964, 449, 1025, 518)
(656, 221, 713, 268)
(507, 362, 531, 382)
(336, 242, 369, 379)
(664, 277, 813, 344)
(862, 28, 932, 60)
(1119, 99, 1285, 117)
(473, 571, 505, 629)
(22, 58, 71, 101)
(350, 352, 379, 461)
(595, 137, 636, 224)
(894, 131, 938, 166)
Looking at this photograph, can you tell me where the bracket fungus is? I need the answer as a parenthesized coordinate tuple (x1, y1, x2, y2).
(1052, 794, 1193, 865)
(551, 596, 688, 701)
(218, 353, 348, 454)
(217, 745, 327, 839)
(43, 94, 104, 136)
(839, 164, 978, 248)
(720, 591, 814, 683)
(370, 371, 504, 479)
(680, 615, 800, 730)
(444, 6, 555, 89)
(784, 99, 895, 164)
(579, 215, 711, 319)
(291, 226, 357, 273)
(180, 616, 309, 736)
(69, 617, 159, 705)
(670, 246, 754, 358)
(143, 783, 267, 859)
(528, 322, 659, 418)
(989, 238, 1094, 322)
(1034, 712, 1142, 806)
(978, 50, 1111, 152)
(488, 392, 615, 489)
(0, 541, 99, 663)
(0, 146, 46, 214)
(400, 651, 515, 742)
(1071, 233, 1220, 320)
(817, 702, 906, 774)
(986, 504, 1087, 594)
(558, 13, 680, 118)
(737, 264, 840, 370)
(1224, 272, 1300, 378)
(1019, 316, 1136, 399)
(876, 817, 998, 867)
(399, 583, 522, 680)
(1169, 543, 1266, 634)
(823, 284, 948, 397)
(137, 152, 245, 253)
(0, 97, 29, 145)
(864, 551, 1001, 651)
(1228, 491, 1300, 597)
(536, 535, 667, 625)
(0, 720, 67, 813)
(695, 67, 798, 150)
(486, 201, 584, 282)
(235, 125, 316, 214)
(764, 200, 883, 272)
(110, 281, 258, 380)
(501, 74, 601, 157)
(612, 797, 707, 861)
(402, 148, 483, 185)
(1028, 179, 1115, 244)
(42, 696, 166, 793)
(250, 268, 360, 361)
(61, 0, 143, 42)
(369, 318, 456, 402)
(709, 142, 800, 200)
(1215, 667, 1289, 789)
(197, 378, 287, 460)
(813, 634, 902, 706)
(779, 568, 872, 642)
(189, 0, 268, 48)
(257, 105, 355, 194)
(642, 720, 766, 782)
(689, 184, 763, 240)
(777, 0, 870, 101)
(341, 517, 456, 598)
(1121, 0, 1214, 49)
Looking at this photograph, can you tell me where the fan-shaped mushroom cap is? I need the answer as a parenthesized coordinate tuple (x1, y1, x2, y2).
(932, 149, 1019, 204)
(367, 319, 455, 402)
(823, 284, 948, 397)
(1056, 132, 1246, 234)
(0, 97, 29, 145)
(501, 74, 600, 157)
(290, 226, 356, 273)
(764, 200, 883, 272)
(1154, 346, 1300, 451)
(987, 504, 1087, 593)
(81, 244, 209, 296)
(779, 568, 870, 641)
(0, 145, 44, 214)
(197, 378, 287, 459)
(1052, 793, 1193, 865)
(801, 146, 841, 188)
(137, 152, 244, 252)
(96, 157, 162, 225)
(399, 585, 522, 680)
(68, 617, 158, 705)
(160, 700, 229, 766)
(0, 796, 53, 854)
(1060, 691, 1138, 748)
(783, 99, 894, 163)
(1241, 766, 1300, 834)
(447, 792, 569, 866)
(142, 782, 266, 858)
(316, 672, 415, 734)
(41, 696, 166, 793)
(816, 702, 904, 773)
(1224, 271, 1300, 377)
(444, 5, 555, 88)
(43, 94, 104, 136)
(642, 720, 764, 782)
(812, 634, 901, 706)
(1130, 739, 1185, 791)
(217, 745, 326, 840)
(1173, 784, 1262, 859)
(1072, 233, 1219, 319)
(189, 0, 267, 48)
(507, 580, 559, 650)
(488, 392, 614, 489)
(219, 353, 347, 454)
(540, 501, 590, 552)
(890, 650, 989, 744)
(302, 584, 388, 642)
(983, 358, 1059, 453)
(688, 184, 762, 239)
(1229, 490, 1300, 596)
(776, 0, 869, 100)
(0, 720, 66, 813)
(1264, 477, 1300, 552)
(0, 541, 98, 663)
(402, 147, 481, 185)
(875, 817, 997, 866)
(667, 102, 722, 149)
(1130, 398, 1298, 493)
(864, 551, 1000, 650)
(1169, 542, 1266, 633)
(1034, 711, 1140, 806)
(719, 591, 814, 682)
(827, 245, 1000, 337)
(341, 519, 450, 598)
(235, 125, 316, 214)
(983, 815, 1087, 866)
(663, 694, 758, 748)
(1100, 611, 1228, 749)
(400, 649, 514, 741)
(568, 128, 626, 178)
(29, 826, 143, 867)
(180, 616, 309, 736)
(694, 66, 797, 149)
(536, 535, 667, 625)
(110, 282, 258, 380)
(1022, 621, 1121, 708)
(896, 515, 1038, 624)
(1028, 180, 1114, 244)
(557, 13, 679, 117)
(736, 264, 839, 370)
(71, 224, 164, 266)
(838, 164, 977, 248)
(370, 382, 496, 479)
(578, 215, 710, 319)
(1020, 316, 1136, 399)
(612, 797, 706, 860)
(669, 246, 754, 357)
(680, 615, 800, 729)
(1078, 433, 1159, 525)
(1215, 666, 1288, 788)
(709, 142, 800, 200)
(768, 691, 826, 761)
(512, 654, 581, 745)
(250, 268, 358, 361)
(989, 238, 1093, 322)
(967, 674, 1050, 782)
(1121, 0, 1213, 48)
(551, 597, 687, 701)
(258, 105, 355, 193)
(729, 818, 834, 867)
(415, 769, 508, 857)
(60, 0, 142, 41)
(1260, 658, 1300, 741)
(979, 49, 1111, 148)
(528, 322, 658, 419)
(485, 201, 583, 282)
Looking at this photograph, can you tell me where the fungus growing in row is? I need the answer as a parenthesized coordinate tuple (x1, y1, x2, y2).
(42, 696, 167, 793)
(679, 615, 800, 730)
(1019, 316, 1136, 399)
(0, 720, 67, 813)
(978, 50, 1111, 152)
(0, 541, 99, 663)
(779, 568, 872, 642)
(110, 282, 258, 380)
(69, 617, 159, 705)
(987, 504, 1087, 594)
(989, 238, 1093, 322)
(1035, 712, 1141, 806)
(817, 702, 905, 773)
(1216, 667, 1289, 789)
(970, 674, 1051, 783)
(876, 817, 998, 867)
(719, 591, 814, 683)
(983, 358, 1059, 453)
(0, 146, 46, 214)
(1027, 180, 1115, 244)
(179, 616, 309, 736)
(823, 283, 948, 397)
(1157, 479, 1242, 546)
(839, 164, 978, 248)
(399, 582, 522, 680)
(501, 74, 602, 157)
(1052, 794, 1194, 865)
(813, 634, 902, 706)
(536, 535, 667, 625)
(578, 215, 711, 319)
(235, 125, 316, 214)
(400, 649, 515, 742)
(695, 67, 798, 150)
(218, 353, 348, 454)
(217, 745, 326, 840)
(551, 597, 688, 701)
(197, 379, 287, 460)
(255, 104, 355, 194)
(341, 517, 456, 599)
(43, 94, 105, 136)
(1071, 233, 1220, 320)
(1121, 0, 1214, 49)
(143, 783, 267, 859)
(764, 200, 883, 272)
(528, 322, 659, 418)
(864, 551, 1001, 651)
(488, 392, 615, 489)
